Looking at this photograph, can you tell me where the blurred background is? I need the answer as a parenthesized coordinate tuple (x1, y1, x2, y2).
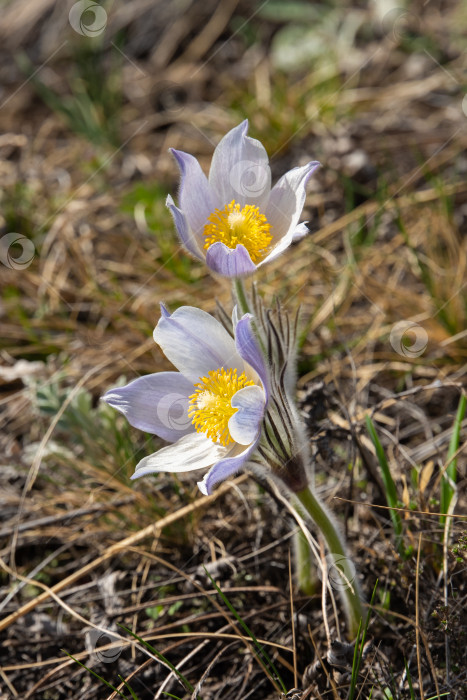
(0, 0, 466, 698)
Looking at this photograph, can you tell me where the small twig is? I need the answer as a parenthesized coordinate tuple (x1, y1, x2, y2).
(308, 627, 340, 700)
(189, 641, 238, 700)
(288, 548, 298, 689)
(415, 532, 425, 700)
(154, 640, 207, 700)
(107, 658, 153, 700)
(442, 485, 458, 688)
(0, 541, 71, 614)
(0, 497, 134, 538)
(0, 669, 18, 698)
(320, 540, 332, 648)
(333, 497, 467, 520)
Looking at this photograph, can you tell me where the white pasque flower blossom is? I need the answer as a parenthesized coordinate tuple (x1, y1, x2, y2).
(166, 120, 320, 278)
(101, 305, 268, 495)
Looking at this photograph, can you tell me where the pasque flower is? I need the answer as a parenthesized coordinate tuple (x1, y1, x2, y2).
(102, 305, 268, 495)
(102, 301, 364, 637)
(166, 120, 320, 277)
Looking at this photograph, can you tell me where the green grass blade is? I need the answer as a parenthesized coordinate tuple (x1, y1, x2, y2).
(118, 675, 140, 700)
(404, 659, 415, 700)
(348, 580, 378, 700)
(62, 651, 129, 699)
(202, 566, 287, 693)
(348, 617, 363, 700)
(365, 415, 404, 555)
(116, 624, 195, 694)
(440, 392, 466, 525)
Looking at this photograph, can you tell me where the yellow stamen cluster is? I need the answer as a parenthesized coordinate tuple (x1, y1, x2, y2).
(188, 367, 254, 446)
(203, 200, 272, 263)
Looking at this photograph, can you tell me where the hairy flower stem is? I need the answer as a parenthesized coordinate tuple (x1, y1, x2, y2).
(234, 278, 251, 316)
(294, 528, 318, 595)
(295, 485, 363, 638)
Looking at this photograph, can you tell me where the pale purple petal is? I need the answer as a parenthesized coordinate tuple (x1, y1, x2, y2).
(292, 221, 309, 241)
(159, 302, 171, 318)
(235, 314, 269, 393)
(262, 161, 320, 265)
(166, 195, 203, 260)
(260, 221, 311, 266)
(197, 440, 259, 495)
(101, 372, 194, 442)
(170, 149, 216, 243)
(154, 306, 244, 383)
(209, 120, 271, 209)
(132, 433, 229, 479)
(231, 305, 239, 331)
(205, 242, 257, 278)
(228, 385, 265, 445)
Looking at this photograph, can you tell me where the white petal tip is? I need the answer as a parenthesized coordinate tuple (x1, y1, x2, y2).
(197, 479, 209, 495)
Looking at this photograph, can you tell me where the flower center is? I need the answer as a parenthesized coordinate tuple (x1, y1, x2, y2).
(203, 200, 272, 263)
(188, 367, 254, 446)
